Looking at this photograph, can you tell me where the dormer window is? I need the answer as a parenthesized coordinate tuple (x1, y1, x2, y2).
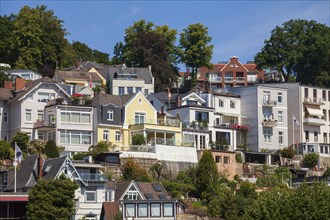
(187, 100, 197, 105)
(107, 110, 114, 121)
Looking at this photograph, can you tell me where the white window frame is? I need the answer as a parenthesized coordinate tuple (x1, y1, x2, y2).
(25, 109, 32, 122)
(115, 131, 121, 142)
(279, 131, 283, 145)
(264, 130, 271, 143)
(125, 204, 135, 218)
(137, 203, 148, 217)
(230, 100, 235, 108)
(107, 110, 114, 121)
(119, 87, 125, 95)
(150, 203, 161, 217)
(135, 113, 145, 124)
(277, 92, 283, 103)
(278, 111, 283, 123)
(61, 111, 91, 124)
(163, 203, 174, 217)
(219, 99, 224, 107)
(85, 191, 96, 202)
(103, 130, 109, 141)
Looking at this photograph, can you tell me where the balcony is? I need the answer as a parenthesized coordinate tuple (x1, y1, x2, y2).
(209, 77, 222, 83)
(235, 77, 245, 82)
(303, 98, 324, 105)
(224, 77, 234, 82)
(262, 119, 278, 127)
(247, 76, 257, 83)
(148, 137, 175, 146)
(303, 117, 325, 126)
(129, 118, 180, 127)
(262, 100, 276, 107)
(33, 120, 56, 131)
(78, 173, 108, 182)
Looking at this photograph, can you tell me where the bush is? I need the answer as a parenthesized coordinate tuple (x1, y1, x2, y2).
(236, 154, 243, 163)
(72, 153, 84, 160)
(44, 140, 59, 158)
(132, 134, 146, 145)
(303, 153, 319, 168)
(279, 146, 295, 158)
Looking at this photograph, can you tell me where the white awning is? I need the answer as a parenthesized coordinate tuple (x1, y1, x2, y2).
(221, 113, 248, 118)
(306, 107, 324, 117)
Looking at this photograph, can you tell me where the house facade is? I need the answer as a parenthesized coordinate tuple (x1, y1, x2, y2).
(4, 69, 42, 81)
(224, 85, 289, 152)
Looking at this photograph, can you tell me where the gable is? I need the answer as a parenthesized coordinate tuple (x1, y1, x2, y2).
(221, 58, 248, 72)
(182, 92, 205, 105)
(120, 181, 144, 200)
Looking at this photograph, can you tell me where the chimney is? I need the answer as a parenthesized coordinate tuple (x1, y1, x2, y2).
(4, 81, 12, 89)
(161, 106, 164, 114)
(177, 95, 181, 107)
(15, 77, 25, 91)
(38, 154, 43, 179)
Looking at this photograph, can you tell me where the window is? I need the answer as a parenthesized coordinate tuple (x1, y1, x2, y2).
(38, 92, 55, 102)
(187, 100, 197, 105)
(61, 111, 91, 124)
(38, 132, 44, 140)
(279, 131, 283, 145)
(313, 89, 317, 99)
(37, 110, 43, 121)
(145, 194, 153, 200)
(115, 131, 121, 142)
(152, 183, 162, 192)
(219, 99, 224, 107)
(136, 87, 142, 93)
(25, 109, 32, 122)
(81, 113, 90, 123)
(60, 131, 92, 145)
(144, 89, 149, 95)
(125, 204, 135, 217)
(107, 110, 114, 121)
(124, 185, 142, 200)
(195, 135, 198, 148)
(304, 88, 308, 98)
(103, 130, 109, 141)
(163, 203, 174, 217)
(263, 108, 272, 120)
(305, 131, 309, 142)
(230, 100, 235, 108)
(150, 203, 161, 217)
(216, 156, 222, 163)
(27, 93, 33, 101)
(329, 110, 330, 122)
(105, 190, 113, 201)
(195, 111, 209, 122)
(328, 91, 330, 101)
(325, 146, 329, 154)
(278, 111, 283, 123)
(200, 135, 206, 149)
(264, 129, 271, 143)
(135, 113, 145, 124)
(277, 92, 283, 103)
(321, 146, 324, 153)
(322, 90, 326, 101)
(263, 91, 270, 103)
(324, 133, 327, 143)
(4, 112, 7, 122)
(224, 156, 230, 164)
(138, 203, 148, 217)
(85, 191, 96, 202)
(127, 87, 133, 94)
(323, 109, 326, 120)
(314, 132, 318, 142)
(119, 87, 124, 96)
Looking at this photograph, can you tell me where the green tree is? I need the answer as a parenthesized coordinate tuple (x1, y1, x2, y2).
(121, 158, 151, 182)
(0, 140, 14, 160)
(27, 175, 78, 220)
(303, 153, 319, 168)
(60, 39, 78, 68)
(44, 140, 59, 158)
(111, 42, 126, 64)
(149, 161, 163, 181)
(323, 167, 330, 177)
(29, 139, 46, 155)
(0, 14, 16, 64)
(196, 150, 219, 198)
(11, 131, 29, 155)
(72, 41, 93, 62)
(179, 23, 213, 80)
(161, 179, 195, 199)
(279, 146, 296, 159)
(255, 19, 330, 86)
(88, 141, 114, 157)
(132, 134, 146, 145)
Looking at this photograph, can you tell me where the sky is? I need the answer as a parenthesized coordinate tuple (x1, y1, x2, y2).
(0, 0, 329, 71)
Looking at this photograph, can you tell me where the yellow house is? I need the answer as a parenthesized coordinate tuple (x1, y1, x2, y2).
(92, 91, 182, 151)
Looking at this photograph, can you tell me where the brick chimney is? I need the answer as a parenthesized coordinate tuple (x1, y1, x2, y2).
(15, 78, 25, 91)
(38, 154, 43, 179)
(4, 81, 12, 89)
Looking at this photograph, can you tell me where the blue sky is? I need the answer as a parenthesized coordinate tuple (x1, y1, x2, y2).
(1, 1, 329, 70)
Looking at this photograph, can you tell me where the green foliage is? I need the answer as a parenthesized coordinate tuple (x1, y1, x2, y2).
(11, 131, 29, 155)
(0, 140, 13, 160)
(44, 140, 59, 158)
(279, 146, 296, 159)
(27, 175, 78, 220)
(256, 174, 282, 188)
(303, 153, 319, 168)
(132, 134, 146, 145)
(243, 182, 330, 220)
(323, 167, 330, 177)
(161, 179, 195, 199)
(255, 19, 330, 87)
(111, 42, 125, 65)
(149, 161, 163, 181)
(88, 141, 113, 157)
(196, 150, 219, 198)
(121, 158, 151, 182)
(72, 153, 84, 161)
(29, 139, 45, 155)
(179, 23, 213, 80)
(235, 154, 243, 163)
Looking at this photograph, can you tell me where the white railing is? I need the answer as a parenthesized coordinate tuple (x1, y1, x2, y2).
(224, 77, 233, 82)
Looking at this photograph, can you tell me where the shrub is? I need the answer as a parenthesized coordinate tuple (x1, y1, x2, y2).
(132, 134, 146, 145)
(303, 153, 319, 168)
(45, 140, 59, 158)
(279, 146, 295, 159)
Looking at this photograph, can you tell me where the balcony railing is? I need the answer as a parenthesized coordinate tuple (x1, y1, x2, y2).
(129, 118, 180, 127)
(262, 119, 278, 127)
(148, 138, 175, 146)
(262, 100, 276, 106)
(247, 76, 257, 82)
(209, 77, 222, 82)
(235, 77, 245, 82)
(224, 77, 233, 82)
(303, 98, 324, 105)
(78, 173, 108, 182)
(33, 120, 56, 128)
(303, 117, 325, 126)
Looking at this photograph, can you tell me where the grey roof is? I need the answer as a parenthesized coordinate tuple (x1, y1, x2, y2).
(4, 155, 67, 192)
(91, 92, 135, 107)
(0, 88, 13, 101)
(56, 70, 103, 82)
(4, 69, 42, 75)
(9, 77, 57, 103)
(4, 154, 40, 191)
(108, 64, 153, 84)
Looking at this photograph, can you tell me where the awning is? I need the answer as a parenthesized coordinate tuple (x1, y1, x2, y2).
(218, 112, 248, 118)
(306, 107, 324, 117)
